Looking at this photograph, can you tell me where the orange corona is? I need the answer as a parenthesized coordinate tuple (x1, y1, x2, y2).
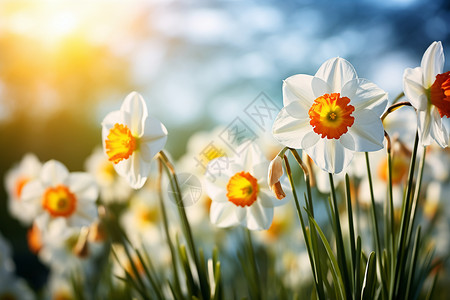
(308, 93, 355, 139)
(430, 71, 450, 118)
(226, 171, 259, 207)
(15, 176, 30, 199)
(105, 123, 137, 164)
(42, 185, 77, 218)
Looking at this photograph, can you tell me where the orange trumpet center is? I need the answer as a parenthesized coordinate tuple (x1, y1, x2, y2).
(226, 171, 259, 207)
(308, 93, 355, 139)
(105, 123, 137, 164)
(42, 185, 77, 218)
(430, 71, 450, 118)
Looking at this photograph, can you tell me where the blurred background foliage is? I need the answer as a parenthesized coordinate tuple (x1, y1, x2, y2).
(0, 0, 449, 291)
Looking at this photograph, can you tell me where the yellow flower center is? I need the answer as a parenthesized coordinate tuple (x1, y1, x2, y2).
(226, 171, 259, 207)
(137, 207, 159, 227)
(430, 71, 450, 118)
(42, 185, 77, 218)
(105, 123, 137, 164)
(308, 93, 355, 139)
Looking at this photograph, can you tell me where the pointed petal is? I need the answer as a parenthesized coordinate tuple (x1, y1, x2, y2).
(429, 106, 449, 147)
(347, 109, 385, 151)
(210, 202, 238, 228)
(311, 76, 332, 99)
(140, 115, 168, 160)
(304, 138, 354, 174)
(20, 180, 45, 204)
(344, 78, 388, 116)
(121, 92, 148, 136)
(67, 173, 99, 201)
(41, 160, 69, 187)
(417, 108, 433, 146)
(315, 57, 358, 92)
(421, 41, 444, 88)
(403, 67, 427, 110)
(272, 106, 312, 149)
(283, 74, 315, 108)
(246, 203, 273, 230)
(125, 154, 151, 189)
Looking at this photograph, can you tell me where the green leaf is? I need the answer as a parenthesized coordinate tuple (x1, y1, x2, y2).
(361, 252, 377, 300)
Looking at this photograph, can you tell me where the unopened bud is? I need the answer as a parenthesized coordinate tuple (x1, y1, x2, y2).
(268, 156, 286, 200)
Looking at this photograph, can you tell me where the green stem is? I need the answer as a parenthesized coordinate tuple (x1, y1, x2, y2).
(365, 152, 386, 298)
(283, 155, 325, 300)
(157, 160, 183, 298)
(245, 229, 262, 300)
(329, 173, 352, 297)
(158, 151, 210, 300)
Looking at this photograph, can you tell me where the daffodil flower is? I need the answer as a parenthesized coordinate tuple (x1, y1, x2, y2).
(403, 41, 450, 147)
(21, 160, 99, 234)
(205, 143, 289, 230)
(272, 57, 388, 174)
(101, 92, 168, 189)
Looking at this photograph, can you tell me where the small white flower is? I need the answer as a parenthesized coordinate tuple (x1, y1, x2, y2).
(21, 160, 99, 234)
(403, 41, 450, 147)
(85, 147, 132, 204)
(273, 57, 388, 174)
(205, 143, 289, 231)
(101, 91, 168, 189)
(4, 153, 42, 225)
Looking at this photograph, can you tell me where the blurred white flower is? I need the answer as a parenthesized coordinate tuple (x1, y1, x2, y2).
(85, 147, 132, 204)
(205, 143, 289, 230)
(101, 91, 168, 189)
(21, 160, 99, 235)
(273, 57, 388, 174)
(0, 274, 35, 300)
(403, 41, 450, 147)
(4, 153, 42, 225)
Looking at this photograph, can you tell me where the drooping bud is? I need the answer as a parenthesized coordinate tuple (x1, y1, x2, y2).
(267, 156, 286, 200)
(73, 227, 90, 258)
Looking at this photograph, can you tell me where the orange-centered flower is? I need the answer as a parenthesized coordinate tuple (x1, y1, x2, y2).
(226, 171, 259, 207)
(42, 185, 77, 218)
(308, 93, 355, 139)
(105, 123, 137, 164)
(430, 71, 450, 118)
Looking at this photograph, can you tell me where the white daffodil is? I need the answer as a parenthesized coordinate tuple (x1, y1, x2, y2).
(4, 153, 42, 225)
(21, 160, 99, 234)
(273, 57, 388, 174)
(101, 91, 168, 189)
(205, 143, 289, 231)
(403, 41, 450, 147)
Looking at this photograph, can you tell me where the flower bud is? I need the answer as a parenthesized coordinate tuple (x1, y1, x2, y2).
(268, 156, 286, 200)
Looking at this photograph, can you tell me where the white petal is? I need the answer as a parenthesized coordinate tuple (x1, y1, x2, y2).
(140, 115, 168, 159)
(20, 180, 45, 206)
(301, 131, 320, 149)
(403, 67, 427, 110)
(429, 106, 449, 147)
(41, 160, 69, 187)
(204, 177, 228, 203)
(347, 109, 385, 151)
(67, 173, 99, 202)
(246, 204, 273, 230)
(315, 57, 358, 92)
(339, 133, 355, 151)
(304, 138, 354, 174)
(417, 108, 433, 146)
(121, 92, 148, 137)
(283, 74, 315, 108)
(237, 143, 267, 171)
(236, 206, 246, 222)
(114, 158, 131, 179)
(272, 107, 312, 149)
(210, 202, 239, 228)
(284, 100, 309, 119)
(421, 41, 444, 88)
(257, 190, 275, 208)
(127, 154, 152, 189)
(311, 76, 332, 99)
(345, 79, 388, 116)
